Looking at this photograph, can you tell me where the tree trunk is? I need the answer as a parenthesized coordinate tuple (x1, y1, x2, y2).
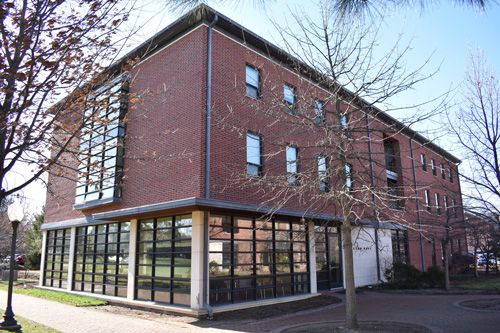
(485, 252, 490, 275)
(341, 222, 358, 330)
(442, 240, 450, 291)
(474, 247, 479, 278)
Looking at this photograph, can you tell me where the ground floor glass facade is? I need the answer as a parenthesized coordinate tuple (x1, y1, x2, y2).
(135, 214, 192, 306)
(73, 222, 130, 297)
(43, 228, 71, 288)
(208, 215, 309, 305)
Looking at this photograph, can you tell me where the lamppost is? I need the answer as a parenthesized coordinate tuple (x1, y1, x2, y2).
(0, 201, 24, 332)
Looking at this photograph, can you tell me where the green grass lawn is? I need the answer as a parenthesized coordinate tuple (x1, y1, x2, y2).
(453, 275, 500, 291)
(14, 315, 61, 333)
(0, 281, 107, 307)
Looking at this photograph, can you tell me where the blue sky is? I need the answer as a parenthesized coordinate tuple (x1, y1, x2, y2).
(20, 0, 500, 212)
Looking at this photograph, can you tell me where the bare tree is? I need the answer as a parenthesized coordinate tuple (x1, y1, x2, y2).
(211, 5, 447, 330)
(0, 0, 139, 208)
(448, 53, 500, 222)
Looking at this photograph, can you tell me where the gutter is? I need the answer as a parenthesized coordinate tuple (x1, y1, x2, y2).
(364, 112, 381, 281)
(204, 14, 218, 200)
(409, 138, 426, 271)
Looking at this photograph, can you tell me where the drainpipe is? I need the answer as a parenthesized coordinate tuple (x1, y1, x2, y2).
(204, 14, 218, 200)
(364, 111, 381, 281)
(409, 138, 426, 271)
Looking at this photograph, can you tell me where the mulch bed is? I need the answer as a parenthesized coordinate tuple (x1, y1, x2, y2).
(209, 295, 342, 322)
(281, 321, 432, 333)
(458, 298, 500, 311)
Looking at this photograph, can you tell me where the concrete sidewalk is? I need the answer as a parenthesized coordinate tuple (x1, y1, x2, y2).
(0, 290, 239, 333)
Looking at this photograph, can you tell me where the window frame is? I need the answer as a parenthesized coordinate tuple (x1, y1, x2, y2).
(314, 100, 325, 125)
(435, 192, 441, 215)
(245, 64, 261, 99)
(283, 84, 296, 114)
(441, 163, 446, 179)
(424, 189, 431, 212)
(345, 163, 353, 192)
(421, 153, 427, 172)
(317, 154, 329, 192)
(431, 159, 436, 176)
(286, 145, 299, 186)
(246, 131, 262, 177)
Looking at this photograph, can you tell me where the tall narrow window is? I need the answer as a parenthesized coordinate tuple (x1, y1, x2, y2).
(284, 84, 296, 114)
(448, 168, 453, 182)
(340, 114, 348, 132)
(431, 159, 436, 175)
(435, 193, 441, 215)
(75, 77, 128, 206)
(345, 163, 353, 191)
(444, 195, 449, 214)
(246, 65, 261, 99)
(317, 155, 329, 192)
(246, 132, 262, 177)
(286, 146, 298, 185)
(314, 100, 325, 124)
(420, 153, 427, 171)
(441, 164, 446, 179)
(424, 189, 431, 212)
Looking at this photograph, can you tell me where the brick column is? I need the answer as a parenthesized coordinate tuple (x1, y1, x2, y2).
(190, 211, 206, 310)
(39, 230, 47, 287)
(67, 227, 76, 291)
(308, 220, 317, 294)
(127, 219, 138, 301)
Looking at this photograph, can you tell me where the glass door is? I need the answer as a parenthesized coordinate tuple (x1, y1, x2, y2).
(315, 226, 342, 290)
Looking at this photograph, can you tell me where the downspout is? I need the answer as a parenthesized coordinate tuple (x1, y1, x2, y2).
(409, 138, 426, 271)
(204, 14, 218, 317)
(205, 14, 218, 200)
(364, 111, 381, 281)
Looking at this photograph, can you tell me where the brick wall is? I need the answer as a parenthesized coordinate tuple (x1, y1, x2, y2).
(45, 26, 208, 223)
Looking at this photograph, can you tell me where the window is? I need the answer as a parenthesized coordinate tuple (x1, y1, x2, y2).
(431, 159, 436, 175)
(420, 153, 427, 171)
(444, 195, 449, 213)
(283, 84, 296, 114)
(424, 189, 431, 212)
(246, 132, 262, 177)
(75, 77, 128, 206)
(387, 178, 402, 209)
(286, 146, 298, 186)
(317, 155, 329, 192)
(448, 168, 453, 182)
(209, 215, 308, 305)
(73, 222, 130, 297)
(452, 199, 458, 218)
(314, 100, 325, 124)
(435, 193, 441, 215)
(246, 65, 261, 99)
(391, 230, 409, 264)
(345, 163, 353, 191)
(340, 114, 348, 131)
(441, 164, 446, 179)
(384, 139, 398, 173)
(135, 215, 192, 306)
(43, 229, 71, 289)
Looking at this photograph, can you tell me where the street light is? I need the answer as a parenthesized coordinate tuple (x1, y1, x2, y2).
(0, 201, 24, 332)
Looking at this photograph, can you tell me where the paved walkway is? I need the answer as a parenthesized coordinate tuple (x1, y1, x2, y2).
(1, 290, 499, 332)
(229, 292, 500, 333)
(0, 291, 240, 333)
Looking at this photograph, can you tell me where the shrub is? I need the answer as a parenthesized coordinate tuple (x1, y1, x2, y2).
(421, 266, 445, 288)
(451, 254, 474, 274)
(385, 263, 445, 289)
(385, 262, 422, 289)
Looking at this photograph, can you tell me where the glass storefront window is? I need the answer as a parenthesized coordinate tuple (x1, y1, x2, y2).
(135, 214, 192, 306)
(209, 215, 309, 305)
(73, 222, 130, 298)
(43, 229, 71, 288)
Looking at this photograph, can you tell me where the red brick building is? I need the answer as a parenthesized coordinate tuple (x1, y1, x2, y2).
(40, 5, 466, 314)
